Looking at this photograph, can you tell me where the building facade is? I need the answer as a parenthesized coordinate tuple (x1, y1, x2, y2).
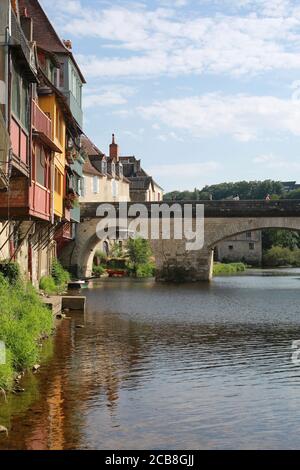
(216, 231, 263, 266)
(118, 139, 164, 202)
(80, 135, 130, 204)
(0, 0, 85, 286)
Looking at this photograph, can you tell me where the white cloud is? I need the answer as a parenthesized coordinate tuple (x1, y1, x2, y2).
(138, 93, 300, 141)
(253, 153, 300, 169)
(148, 161, 220, 178)
(157, 131, 184, 142)
(42, 1, 300, 80)
(147, 161, 222, 191)
(83, 85, 135, 109)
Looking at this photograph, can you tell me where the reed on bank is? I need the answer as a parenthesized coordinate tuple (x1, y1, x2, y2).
(213, 262, 247, 276)
(0, 273, 53, 390)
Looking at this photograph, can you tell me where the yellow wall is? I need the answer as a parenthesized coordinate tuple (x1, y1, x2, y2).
(39, 95, 66, 218)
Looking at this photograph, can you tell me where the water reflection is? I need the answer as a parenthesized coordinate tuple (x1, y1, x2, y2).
(1, 272, 300, 449)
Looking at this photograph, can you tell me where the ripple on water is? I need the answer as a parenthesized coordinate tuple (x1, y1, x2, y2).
(1, 273, 300, 449)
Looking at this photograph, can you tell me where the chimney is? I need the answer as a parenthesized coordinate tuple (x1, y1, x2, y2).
(63, 40, 72, 50)
(109, 133, 119, 162)
(11, 0, 18, 15)
(20, 10, 33, 42)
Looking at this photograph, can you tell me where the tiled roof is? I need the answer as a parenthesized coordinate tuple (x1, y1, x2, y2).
(128, 176, 153, 191)
(81, 135, 104, 158)
(19, 0, 86, 83)
(83, 156, 102, 176)
(119, 155, 164, 191)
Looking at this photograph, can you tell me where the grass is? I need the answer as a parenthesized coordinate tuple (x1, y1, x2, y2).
(213, 262, 247, 276)
(0, 274, 53, 390)
(39, 259, 71, 295)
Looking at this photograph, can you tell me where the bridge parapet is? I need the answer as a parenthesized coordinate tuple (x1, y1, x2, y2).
(80, 200, 300, 220)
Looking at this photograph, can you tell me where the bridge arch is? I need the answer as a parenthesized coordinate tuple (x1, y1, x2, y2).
(205, 217, 300, 249)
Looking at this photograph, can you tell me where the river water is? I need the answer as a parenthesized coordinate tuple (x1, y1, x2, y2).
(1, 269, 300, 450)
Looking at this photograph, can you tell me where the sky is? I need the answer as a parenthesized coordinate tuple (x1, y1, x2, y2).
(39, 0, 300, 192)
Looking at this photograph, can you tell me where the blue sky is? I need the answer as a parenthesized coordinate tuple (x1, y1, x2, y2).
(39, 0, 300, 191)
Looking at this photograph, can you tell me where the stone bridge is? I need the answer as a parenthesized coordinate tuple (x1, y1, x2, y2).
(60, 200, 300, 282)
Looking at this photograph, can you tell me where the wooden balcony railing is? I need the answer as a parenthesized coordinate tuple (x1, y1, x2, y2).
(32, 100, 52, 140)
(0, 111, 10, 188)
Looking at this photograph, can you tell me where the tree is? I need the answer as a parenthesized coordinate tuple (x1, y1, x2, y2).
(284, 189, 300, 200)
(262, 229, 300, 251)
(164, 180, 285, 202)
(127, 237, 153, 277)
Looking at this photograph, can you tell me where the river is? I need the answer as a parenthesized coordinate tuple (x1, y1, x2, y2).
(1, 269, 300, 450)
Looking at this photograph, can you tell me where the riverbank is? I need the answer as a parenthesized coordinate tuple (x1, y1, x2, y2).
(213, 262, 246, 276)
(0, 275, 53, 391)
(1, 272, 300, 449)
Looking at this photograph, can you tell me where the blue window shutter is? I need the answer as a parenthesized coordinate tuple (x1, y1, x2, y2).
(81, 177, 85, 197)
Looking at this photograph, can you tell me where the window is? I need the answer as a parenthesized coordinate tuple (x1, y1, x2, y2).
(79, 84, 82, 106)
(118, 163, 123, 177)
(112, 179, 118, 198)
(20, 80, 29, 129)
(101, 160, 107, 174)
(76, 177, 81, 195)
(11, 64, 20, 119)
(249, 243, 255, 251)
(55, 108, 59, 140)
(59, 62, 65, 88)
(55, 169, 62, 195)
(80, 177, 85, 197)
(11, 59, 29, 130)
(36, 145, 46, 186)
(55, 108, 62, 143)
(246, 231, 252, 239)
(111, 162, 116, 175)
(93, 176, 99, 193)
(228, 245, 234, 251)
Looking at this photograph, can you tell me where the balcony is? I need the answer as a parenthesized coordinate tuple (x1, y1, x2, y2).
(70, 205, 80, 223)
(62, 91, 83, 129)
(29, 182, 51, 221)
(0, 111, 10, 189)
(70, 157, 84, 177)
(10, 10, 37, 82)
(32, 100, 51, 139)
(32, 101, 62, 153)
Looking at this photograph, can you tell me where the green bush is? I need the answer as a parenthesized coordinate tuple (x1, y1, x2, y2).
(110, 242, 123, 258)
(39, 276, 58, 294)
(263, 246, 300, 267)
(92, 265, 106, 277)
(40, 260, 70, 294)
(0, 274, 53, 389)
(135, 262, 156, 278)
(0, 262, 20, 284)
(127, 238, 153, 277)
(94, 250, 107, 262)
(213, 262, 246, 276)
(52, 259, 70, 290)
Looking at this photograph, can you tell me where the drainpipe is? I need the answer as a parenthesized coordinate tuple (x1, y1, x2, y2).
(4, 26, 9, 127)
(51, 154, 55, 225)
